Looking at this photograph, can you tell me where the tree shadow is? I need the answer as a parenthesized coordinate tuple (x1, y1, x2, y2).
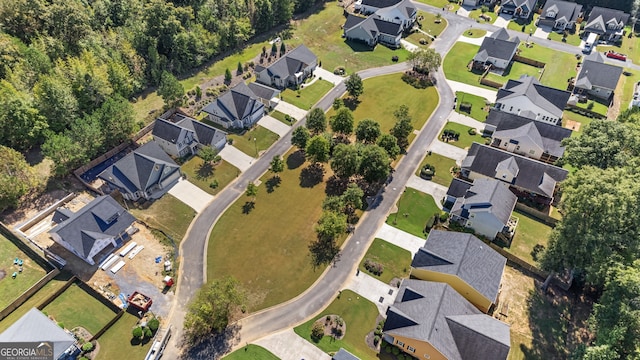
(299, 163, 325, 188)
(309, 237, 339, 268)
(242, 201, 255, 214)
(286, 150, 305, 169)
(180, 323, 241, 360)
(197, 162, 214, 179)
(325, 176, 349, 196)
(342, 97, 360, 111)
(265, 176, 281, 193)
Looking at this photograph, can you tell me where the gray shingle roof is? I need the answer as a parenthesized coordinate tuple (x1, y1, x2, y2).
(585, 6, 630, 34)
(450, 178, 517, 226)
(496, 76, 571, 119)
(361, 0, 401, 9)
(375, 0, 416, 19)
(473, 29, 519, 63)
(259, 45, 317, 80)
(152, 118, 183, 144)
(446, 178, 473, 198)
(412, 230, 507, 303)
(49, 196, 135, 260)
(176, 117, 227, 147)
(333, 348, 360, 360)
(98, 141, 180, 196)
(247, 82, 280, 101)
(576, 55, 623, 91)
(462, 143, 568, 198)
(501, 0, 533, 11)
(0, 308, 76, 359)
(202, 82, 265, 123)
(345, 14, 402, 37)
(384, 280, 510, 360)
(540, 0, 583, 24)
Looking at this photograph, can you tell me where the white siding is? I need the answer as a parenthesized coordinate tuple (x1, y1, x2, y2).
(465, 211, 504, 240)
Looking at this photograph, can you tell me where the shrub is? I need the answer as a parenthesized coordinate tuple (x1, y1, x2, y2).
(460, 102, 472, 113)
(311, 322, 325, 341)
(392, 347, 400, 355)
(374, 335, 380, 345)
(132, 326, 143, 339)
(209, 180, 219, 189)
(420, 164, 435, 179)
(587, 101, 595, 110)
(425, 215, 436, 231)
(333, 98, 343, 110)
(374, 328, 383, 336)
(148, 318, 160, 331)
(364, 259, 384, 276)
(333, 66, 346, 75)
(468, 128, 477, 135)
(385, 345, 392, 353)
(144, 327, 153, 338)
(82, 342, 94, 352)
(439, 212, 449, 222)
(57, 322, 64, 329)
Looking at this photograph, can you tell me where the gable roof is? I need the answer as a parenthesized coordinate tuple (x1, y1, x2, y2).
(247, 82, 281, 101)
(585, 6, 630, 34)
(450, 178, 518, 226)
(375, 0, 416, 19)
(176, 116, 227, 147)
(344, 13, 402, 38)
(201, 82, 265, 122)
(259, 45, 317, 80)
(152, 118, 185, 144)
(576, 53, 623, 91)
(501, 0, 533, 10)
(540, 0, 583, 23)
(496, 75, 571, 118)
(361, 0, 402, 9)
(49, 196, 135, 260)
(98, 141, 180, 195)
(333, 348, 360, 360)
(486, 111, 572, 159)
(412, 230, 507, 303)
(474, 29, 519, 63)
(462, 143, 568, 198)
(384, 280, 510, 360)
(0, 308, 76, 359)
(446, 178, 474, 198)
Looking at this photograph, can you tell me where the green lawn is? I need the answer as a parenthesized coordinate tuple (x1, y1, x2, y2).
(418, 11, 447, 36)
(416, 152, 457, 187)
(573, 99, 609, 116)
(406, 31, 433, 49)
(547, 30, 582, 47)
(507, 210, 553, 264)
(455, 91, 490, 122)
(469, 9, 497, 24)
(228, 126, 280, 157)
(517, 43, 577, 90)
(0, 235, 48, 310)
(386, 189, 440, 238)
(415, 0, 460, 11)
(43, 283, 115, 334)
(597, 31, 640, 64)
(614, 68, 640, 114)
(562, 110, 594, 133)
(130, 194, 196, 241)
(359, 238, 411, 284)
(270, 110, 293, 125)
(181, 157, 240, 195)
(484, 61, 542, 85)
(289, 3, 410, 74)
(293, 290, 379, 359)
(95, 312, 152, 360)
(207, 149, 336, 311)
(132, 92, 164, 125)
(462, 29, 487, 38)
(281, 79, 333, 110)
(507, 14, 539, 35)
(327, 74, 439, 135)
(443, 42, 491, 88)
(223, 345, 279, 360)
(439, 122, 484, 149)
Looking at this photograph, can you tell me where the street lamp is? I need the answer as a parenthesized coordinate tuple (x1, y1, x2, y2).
(253, 137, 258, 158)
(393, 187, 406, 225)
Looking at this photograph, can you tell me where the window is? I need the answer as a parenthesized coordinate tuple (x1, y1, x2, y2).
(529, 149, 536, 155)
(407, 345, 416, 353)
(397, 341, 405, 347)
(509, 106, 513, 111)
(424, 355, 431, 359)
(516, 146, 520, 150)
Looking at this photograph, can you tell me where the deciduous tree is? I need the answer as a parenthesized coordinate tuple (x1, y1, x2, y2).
(330, 108, 354, 136)
(269, 155, 284, 178)
(306, 107, 326, 134)
(0, 146, 41, 210)
(390, 105, 413, 152)
(355, 119, 381, 144)
(292, 126, 310, 150)
(377, 134, 400, 159)
(330, 143, 360, 179)
(305, 135, 330, 163)
(158, 71, 184, 108)
(358, 144, 390, 183)
(345, 73, 363, 100)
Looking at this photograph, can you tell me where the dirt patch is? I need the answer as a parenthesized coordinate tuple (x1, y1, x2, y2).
(564, 119, 581, 132)
(313, 314, 346, 340)
(0, 269, 5, 281)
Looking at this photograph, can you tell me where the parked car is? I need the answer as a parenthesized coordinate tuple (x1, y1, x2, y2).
(606, 51, 627, 61)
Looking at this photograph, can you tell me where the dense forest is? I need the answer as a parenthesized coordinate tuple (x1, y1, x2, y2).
(0, 0, 319, 209)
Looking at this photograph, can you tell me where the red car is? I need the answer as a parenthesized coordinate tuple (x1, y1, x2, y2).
(606, 51, 627, 61)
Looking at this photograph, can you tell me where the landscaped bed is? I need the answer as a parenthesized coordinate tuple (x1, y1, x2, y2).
(455, 91, 490, 122)
(293, 290, 379, 359)
(359, 238, 411, 284)
(438, 122, 484, 149)
(469, 9, 497, 24)
(222, 345, 279, 360)
(281, 79, 333, 110)
(0, 235, 48, 310)
(228, 125, 280, 157)
(386, 189, 440, 238)
(181, 157, 240, 195)
(130, 194, 196, 241)
(415, 152, 457, 187)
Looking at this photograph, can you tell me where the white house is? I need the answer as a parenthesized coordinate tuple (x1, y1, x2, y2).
(201, 82, 265, 129)
(344, 0, 416, 48)
(472, 28, 519, 71)
(584, 6, 629, 42)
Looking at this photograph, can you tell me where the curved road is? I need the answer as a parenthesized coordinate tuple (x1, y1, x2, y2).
(164, 4, 639, 359)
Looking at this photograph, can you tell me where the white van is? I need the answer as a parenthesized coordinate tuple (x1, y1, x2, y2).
(583, 32, 598, 53)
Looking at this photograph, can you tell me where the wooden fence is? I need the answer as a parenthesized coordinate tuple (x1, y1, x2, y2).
(513, 54, 546, 68)
(0, 268, 60, 321)
(37, 276, 77, 310)
(90, 310, 125, 341)
(515, 203, 559, 226)
(480, 77, 503, 88)
(488, 242, 549, 280)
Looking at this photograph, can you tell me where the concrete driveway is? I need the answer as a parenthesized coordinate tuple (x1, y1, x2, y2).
(254, 329, 330, 360)
(314, 67, 345, 85)
(168, 178, 213, 213)
(446, 80, 497, 102)
(533, 25, 552, 40)
(401, 39, 419, 52)
(448, 111, 486, 132)
(343, 273, 398, 314)
(457, 32, 490, 46)
(219, 145, 255, 172)
(429, 140, 468, 163)
(375, 223, 426, 255)
(258, 115, 290, 137)
(493, 13, 511, 28)
(406, 175, 447, 208)
(274, 100, 308, 120)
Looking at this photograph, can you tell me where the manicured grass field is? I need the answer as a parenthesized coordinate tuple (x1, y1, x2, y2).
(281, 79, 333, 110)
(547, 30, 581, 46)
(517, 43, 577, 90)
(207, 149, 336, 311)
(614, 68, 640, 114)
(418, 11, 447, 36)
(0, 235, 48, 310)
(181, 157, 240, 195)
(562, 110, 594, 133)
(455, 91, 490, 122)
(327, 74, 439, 135)
(293, 290, 379, 359)
(597, 30, 640, 64)
(228, 126, 280, 157)
(469, 9, 497, 24)
(223, 345, 279, 360)
(462, 29, 487, 38)
(386, 189, 440, 238)
(439, 122, 484, 149)
(415, 0, 460, 11)
(43, 283, 115, 334)
(406, 31, 433, 49)
(130, 194, 196, 241)
(415, 152, 457, 187)
(443, 42, 481, 83)
(95, 312, 152, 360)
(270, 110, 293, 125)
(573, 99, 609, 116)
(289, 3, 410, 74)
(359, 238, 411, 284)
(507, 14, 539, 35)
(484, 61, 542, 85)
(507, 210, 553, 264)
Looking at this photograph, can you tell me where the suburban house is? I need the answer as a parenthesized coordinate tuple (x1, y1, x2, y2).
(0, 308, 78, 359)
(484, 110, 572, 164)
(152, 113, 227, 157)
(446, 178, 518, 241)
(356, 0, 401, 15)
(344, 0, 416, 48)
(584, 6, 629, 42)
(383, 280, 511, 360)
(537, 0, 583, 31)
(573, 52, 623, 101)
(461, 142, 569, 205)
(255, 45, 318, 89)
(98, 141, 181, 201)
(247, 82, 281, 109)
(201, 81, 265, 129)
(49, 196, 136, 265)
(494, 75, 571, 125)
(411, 230, 507, 313)
(472, 28, 519, 72)
(500, 0, 534, 19)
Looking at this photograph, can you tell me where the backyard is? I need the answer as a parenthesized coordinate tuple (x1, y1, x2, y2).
(95, 312, 152, 360)
(439, 122, 485, 149)
(455, 91, 490, 122)
(359, 238, 411, 284)
(293, 290, 379, 359)
(43, 283, 116, 334)
(573, 98, 609, 117)
(207, 149, 337, 311)
(507, 210, 553, 265)
(562, 110, 594, 133)
(386, 189, 440, 238)
(130, 194, 196, 241)
(614, 68, 640, 114)
(443, 42, 485, 86)
(484, 61, 542, 85)
(0, 235, 48, 310)
(516, 42, 577, 90)
(181, 157, 240, 195)
(281, 79, 334, 110)
(415, 152, 457, 187)
(223, 345, 279, 360)
(228, 126, 280, 157)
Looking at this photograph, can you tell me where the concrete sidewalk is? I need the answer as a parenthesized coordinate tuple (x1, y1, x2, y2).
(343, 273, 398, 315)
(406, 175, 447, 208)
(258, 115, 290, 137)
(315, 67, 345, 85)
(448, 111, 486, 132)
(168, 178, 214, 213)
(446, 79, 498, 102)
(401, 39, 419, 52)
(375, 223, 426, 255)
(429, 140, 468, 163)
(457, 32, 490, 46)
(219, 145, 254, 172)
(274, 100, 308, 120)
(254, 329, 330, 360)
